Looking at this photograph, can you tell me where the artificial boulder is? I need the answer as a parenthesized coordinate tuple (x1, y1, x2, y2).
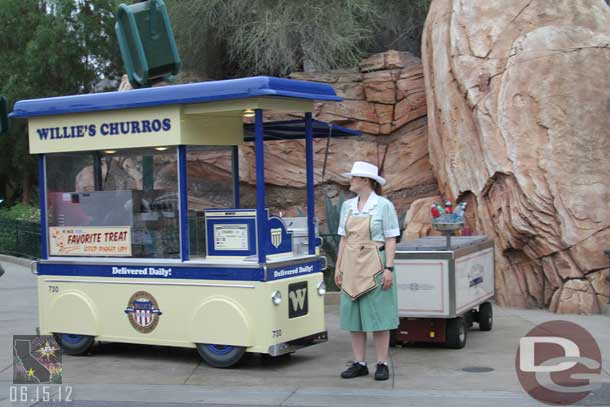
(422, 0, 610, 313)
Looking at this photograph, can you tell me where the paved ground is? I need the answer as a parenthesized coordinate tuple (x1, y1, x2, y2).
(0, 259, 609, 407)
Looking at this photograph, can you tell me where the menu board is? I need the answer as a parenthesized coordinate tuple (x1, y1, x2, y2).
(49, 226, 131, 257)
(213, 224, 249, 251)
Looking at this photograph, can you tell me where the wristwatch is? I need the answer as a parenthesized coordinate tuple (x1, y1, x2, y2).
(385, 266, 394, 272)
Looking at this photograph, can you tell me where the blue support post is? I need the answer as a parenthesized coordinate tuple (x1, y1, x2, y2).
(178, 145, 189, 261)
(305, 112, 315, 255)
(255, 109, 267, 264)
(232, 145, 240, 208)
(38, 155, 48, 260)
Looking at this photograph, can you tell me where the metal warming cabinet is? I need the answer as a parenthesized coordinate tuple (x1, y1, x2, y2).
(393, 236, 495, 348)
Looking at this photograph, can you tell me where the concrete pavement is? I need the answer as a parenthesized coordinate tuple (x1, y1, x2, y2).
(0, 258, 609, 407)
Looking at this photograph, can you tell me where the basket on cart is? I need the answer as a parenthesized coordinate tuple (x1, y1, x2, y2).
(431, 214, 465, 249)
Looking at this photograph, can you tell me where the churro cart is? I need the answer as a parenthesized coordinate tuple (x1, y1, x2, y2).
(393, 235, 495, 349)
(11, 77, 359, 367)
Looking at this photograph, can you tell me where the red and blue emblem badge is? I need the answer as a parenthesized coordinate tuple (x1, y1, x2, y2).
(124, 291, 162, 333)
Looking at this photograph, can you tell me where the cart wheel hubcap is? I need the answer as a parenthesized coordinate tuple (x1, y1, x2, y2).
(206, 344, 234, 355)
(62, 334, 84, 344)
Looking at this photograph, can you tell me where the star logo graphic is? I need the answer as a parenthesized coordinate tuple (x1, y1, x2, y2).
(36, 341, 58, 360)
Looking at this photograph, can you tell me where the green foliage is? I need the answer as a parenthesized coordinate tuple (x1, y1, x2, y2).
(166, 0, 432, 78)
(0, 217, 41, 258)
(0, 203, 40, 222)
(0, 0, 122, 205)
(372, 0, 432, 57)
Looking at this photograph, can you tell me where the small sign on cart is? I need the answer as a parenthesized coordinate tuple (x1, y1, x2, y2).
(49, 226, 131, 256)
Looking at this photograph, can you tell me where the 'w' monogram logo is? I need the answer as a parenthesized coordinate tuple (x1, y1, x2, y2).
(288, 281, 308, 318)
(289, 288, 307, 311)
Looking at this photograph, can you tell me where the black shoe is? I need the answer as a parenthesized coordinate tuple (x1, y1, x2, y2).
(341, 362, 369, 378)
(374, 363, 389, 381)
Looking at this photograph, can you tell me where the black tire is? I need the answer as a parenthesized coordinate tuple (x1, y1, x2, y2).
(196, 343, 246, 368)
(54, 333, 94, 355)
(445, 317, 467, 349)
(478, 302, 493, 331)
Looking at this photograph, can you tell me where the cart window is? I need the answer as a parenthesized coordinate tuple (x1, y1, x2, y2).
(45, 149, 179, 258)
(186, 145, 234, 258)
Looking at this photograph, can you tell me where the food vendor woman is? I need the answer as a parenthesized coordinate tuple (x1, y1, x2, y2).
(334, 161, 401, 381)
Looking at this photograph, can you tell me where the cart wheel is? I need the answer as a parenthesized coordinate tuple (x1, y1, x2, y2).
(445, 317, 467, 349)
(478, 302, 493, 331)
(196, 343, 246, 368)
(54, 333, 94, 355)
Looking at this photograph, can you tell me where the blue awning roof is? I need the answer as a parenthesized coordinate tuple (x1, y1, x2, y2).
(244, 119, 361, 141)
(10, 76, 342, 118)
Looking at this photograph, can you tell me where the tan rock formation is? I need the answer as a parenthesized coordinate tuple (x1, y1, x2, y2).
(291, 50, 427, 136)
(422, 0, 610, 313)
(401, 196, 443, 241)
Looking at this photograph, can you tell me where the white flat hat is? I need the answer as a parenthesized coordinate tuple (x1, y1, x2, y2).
(342, 161, 386, 186)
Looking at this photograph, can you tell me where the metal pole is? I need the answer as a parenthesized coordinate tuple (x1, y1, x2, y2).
(255, 109, 267, 264)
(93, 152, 102, 191)
(178, 145, 189, 261)
(305, 112, 315, 255)
(232, 145, 240, 208)
(38, 155, 48, 260)
(142, 155, 154, 192)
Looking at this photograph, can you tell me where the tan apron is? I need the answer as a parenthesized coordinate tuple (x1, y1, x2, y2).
(338, 210, 384, 301)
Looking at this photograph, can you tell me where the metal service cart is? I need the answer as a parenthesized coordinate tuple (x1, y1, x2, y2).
(11, 77, 360, 367)
(393, 236, 495, 349)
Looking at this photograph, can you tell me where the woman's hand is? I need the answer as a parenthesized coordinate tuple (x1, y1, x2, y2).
(334, 271, 342, 288)
(381, 269, 393, 290)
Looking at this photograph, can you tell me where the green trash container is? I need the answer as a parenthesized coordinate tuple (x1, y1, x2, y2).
(115, 0, 181, 88)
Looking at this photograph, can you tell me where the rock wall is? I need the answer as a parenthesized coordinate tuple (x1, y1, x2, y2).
(422, 0, 610, 313)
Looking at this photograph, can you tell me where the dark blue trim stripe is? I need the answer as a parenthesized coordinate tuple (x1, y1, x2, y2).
(232, 145, 240, 208)
(178, 145, 189, 261)
(38, 155, 48, 260)
(305, 113, 315, 255)
(255, 109, 267, 264)
(10, 77, 341, 118)
(36, 260, 321, 282)
(266, 260, 321, 281)
(38, 263, 264, 281)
